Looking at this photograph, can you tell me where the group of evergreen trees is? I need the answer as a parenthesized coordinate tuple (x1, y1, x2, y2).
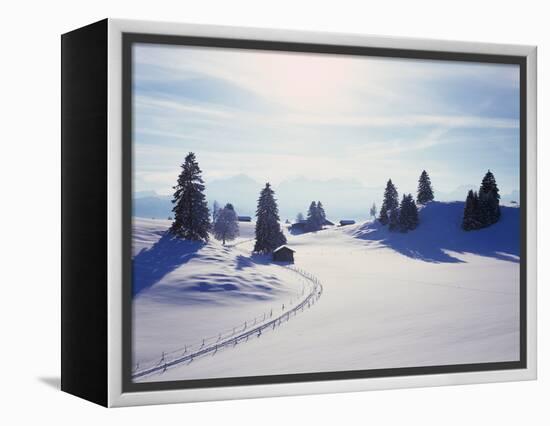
(170, 154, 502, 247)
(378, 170, 433, 232)
(396, 194, 419, 232)
(462, 170, 501, 231)
(170, 153, 286, 253)
(170, 152, 241, 245)
(305, 201, 327, 232)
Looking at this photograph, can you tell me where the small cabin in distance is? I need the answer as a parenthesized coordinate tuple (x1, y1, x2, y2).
(273, 245, 295, 263)
(238, 216, 252, 222)
(291, 219, 334, 233)
(339, 219, 356, 226)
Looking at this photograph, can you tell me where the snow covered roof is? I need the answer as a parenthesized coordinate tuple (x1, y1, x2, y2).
(273, 245, 296, 253)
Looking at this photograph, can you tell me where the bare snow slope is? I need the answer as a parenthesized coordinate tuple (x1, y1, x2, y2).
(132, 218, 306, 367)
(142, 202, 520, 382)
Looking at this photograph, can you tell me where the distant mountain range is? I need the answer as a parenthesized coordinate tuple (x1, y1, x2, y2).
(133, 175, 519, 221)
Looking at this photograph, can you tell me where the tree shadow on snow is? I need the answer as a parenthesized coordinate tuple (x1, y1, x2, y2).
(132, 232, 204, 296)
(353, 202, 520, 264)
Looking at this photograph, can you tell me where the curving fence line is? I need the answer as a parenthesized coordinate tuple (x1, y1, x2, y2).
(132, 264, 323, 380)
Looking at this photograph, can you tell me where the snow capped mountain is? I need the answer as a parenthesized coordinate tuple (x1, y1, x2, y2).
(134, 174, 384, 221)
(205, 174, 262, 217)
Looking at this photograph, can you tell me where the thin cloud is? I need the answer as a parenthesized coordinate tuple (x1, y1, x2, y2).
(132, 44, 521, 197)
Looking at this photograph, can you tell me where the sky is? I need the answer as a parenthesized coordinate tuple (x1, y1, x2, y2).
(132, 43, 520, 205)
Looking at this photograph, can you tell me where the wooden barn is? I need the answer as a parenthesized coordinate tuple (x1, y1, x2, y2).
(273, 245, 295, 263)
(290, 220, 307, 232)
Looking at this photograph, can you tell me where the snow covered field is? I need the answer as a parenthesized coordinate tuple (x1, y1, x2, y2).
(132, 219, 311, 371)
(132, 202, 520, 382)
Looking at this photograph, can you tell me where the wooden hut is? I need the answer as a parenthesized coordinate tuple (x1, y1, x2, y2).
(273, 245, 295, 263)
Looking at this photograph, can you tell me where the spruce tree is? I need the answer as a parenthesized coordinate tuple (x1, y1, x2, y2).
(306, 201, 323, 232)
(462, 190, 480, 231)
(399, 194, 419, 232)
(213, 203, 239, 245)
(479, 170, 501, 225)
(384, 179, 399, 211)
(169, 152, 211, 241)
(379, 179, 399, 225)
(254, 183, 287, 253)
(416, 170, 434, 204)
(378, 204, 389, 225)
(296, 212, 305, 223)
(389, 206, 399, 231)
(317, 201, 327, 225)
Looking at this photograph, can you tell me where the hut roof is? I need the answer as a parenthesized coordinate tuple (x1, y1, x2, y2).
(273, 245, 296, 253)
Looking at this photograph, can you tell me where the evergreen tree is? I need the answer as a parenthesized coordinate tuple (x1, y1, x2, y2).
(169, 152, 211, 241)
(462, 190, 480, 231)
(254, 183, 287, 253)
(416, 170, 434, 204)
(379, 179, 399, 225)
(369, 202, 377, 219)
(213, 203, 239, 245)
(306, 201, 323, 232)
(388, 206, 399, 231)
(317, 201, 327, 225)
(462, 171, 502, 231)
(409, 195, 419, 231)
(296, 212, 305, 223)
(399, 194, 419, 232)
(478, 170, 501, 225)
(378, 204, 389, 225)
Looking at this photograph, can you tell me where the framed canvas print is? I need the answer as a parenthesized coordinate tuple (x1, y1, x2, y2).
(61, 19, 537, 407)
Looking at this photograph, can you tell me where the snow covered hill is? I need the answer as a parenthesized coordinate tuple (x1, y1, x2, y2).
(348, 201, 519, 263)
(132, 218, 308, 368)
(136, 201, 520, 383)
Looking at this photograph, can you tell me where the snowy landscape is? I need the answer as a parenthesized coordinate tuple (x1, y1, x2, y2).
(132, 183, 520, 382)
(130, 43, 521, 383)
